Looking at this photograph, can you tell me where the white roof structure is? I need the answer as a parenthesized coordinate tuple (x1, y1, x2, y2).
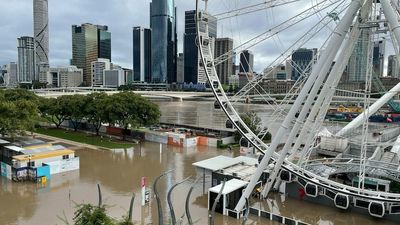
(193, 156, 258, 172)
(23, 145, 66, 155)
(4, 146, 25, 152)
(209, 179, 248, 195)
(0, 139, 10, 144)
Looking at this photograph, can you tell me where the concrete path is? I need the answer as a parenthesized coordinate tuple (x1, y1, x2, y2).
(32, 133, 111, 151)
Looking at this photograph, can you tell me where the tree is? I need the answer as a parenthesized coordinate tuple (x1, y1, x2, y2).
(73, 204, 114, 225)
(85, 92, 109, 136)
(39, 96, 71, 128)
(66, 95, 87, 131)
(0, 89, 39, 139)
(235, 111, 272, 142)
(2, 88, 39, 103)
(108, 92, 161, 140)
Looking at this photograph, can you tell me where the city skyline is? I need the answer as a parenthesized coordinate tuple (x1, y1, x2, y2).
(1, 0, 331, 74)
(0, 0, 195, 71)
(2, 0, 396, 76)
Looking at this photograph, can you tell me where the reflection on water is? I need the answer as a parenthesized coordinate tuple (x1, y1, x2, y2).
(0, 141, 398, 225)
(157, 101, 283, 134)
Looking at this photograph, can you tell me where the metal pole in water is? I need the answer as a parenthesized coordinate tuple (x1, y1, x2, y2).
(167, 177, 191, 225)
(186, 178, 200, 225)
(209, 179, 226, 225)
(153, 169, 174, 225)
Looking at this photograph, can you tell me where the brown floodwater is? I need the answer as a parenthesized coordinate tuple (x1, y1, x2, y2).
(1, 142, 398, 225)
(0, 101, 399, 225)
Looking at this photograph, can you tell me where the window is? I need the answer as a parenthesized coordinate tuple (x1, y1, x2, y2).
(62, 155, 70, 160)
(28, 161, 35, 167)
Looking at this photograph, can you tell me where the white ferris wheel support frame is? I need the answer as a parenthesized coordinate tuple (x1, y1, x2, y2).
(261, 0, 373, 198)
(196, 0, 400, 214)
(234, 0, 364, 211)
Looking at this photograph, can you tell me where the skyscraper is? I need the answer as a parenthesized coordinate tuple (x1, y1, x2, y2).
(150, 0, 177, 83)
(388, 55, 399, 78)
(215, 38, 234, 84)
(98, 25, 111, 61)
(240, 50, 254, 74)
(347, 29, 370, 82)
(17, 36, 35, 83)
(72, 23, 111, 86)
(133, 26, 152, 82)
(33, 0, 49, 77)
(177, 53, 184, 83)
(184, 10, 217, 84)
(291, 48, 317, 81)
(373, 40, 385, 78)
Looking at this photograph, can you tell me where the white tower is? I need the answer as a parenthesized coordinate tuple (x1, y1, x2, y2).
(33, 0, 49, 79)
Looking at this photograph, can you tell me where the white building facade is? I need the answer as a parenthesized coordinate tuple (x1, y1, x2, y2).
(91, 58, 111, 86)
(104, 69, 125, 87)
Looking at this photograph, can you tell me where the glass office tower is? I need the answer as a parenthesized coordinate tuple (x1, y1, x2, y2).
(72, 23, 111, 86)
(133, 27, 152, 82)
(17, 36, 35, 83)
(184, 10, 217, 84)
(34, 0, 49, 80)
(150, 0, 177, 83)
(98, 25, 111, 61)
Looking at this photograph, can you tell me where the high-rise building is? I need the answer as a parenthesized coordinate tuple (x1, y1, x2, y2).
(373, 40, 385, 77)
(347, 29, 370, 82)
(17, 36, 35, 83)
(184, 10, 217, 84)
(72, 23, 111, 86)
(388, 55, 400, 78)
(133, 26, 152, 82)
(97, 25, 111, 61)
(215, 38, 234, 84)
(177, 53, 184, 83)
(240, 50, 254, 74)
(2, 62, 18, 87)
(33, 0, 49, 77)
(291, 48, 317, 81)
(91, 58, 111, 86)
(150, 0, 177, 83)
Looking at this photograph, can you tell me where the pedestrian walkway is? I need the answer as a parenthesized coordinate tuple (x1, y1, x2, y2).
(32, 133, 111, 151)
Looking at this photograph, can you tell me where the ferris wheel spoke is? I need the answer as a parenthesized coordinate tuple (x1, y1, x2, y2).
(232, 0, 349, 102)
(212, 0, 343, 67)
(212, 0, 301, 21)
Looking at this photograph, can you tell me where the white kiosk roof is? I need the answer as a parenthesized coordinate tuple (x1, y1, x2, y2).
(209, 179, 249, 195)
(0, 139, 10, 144)
(193, 156, 258, 172)
(4, 146, 25, 152)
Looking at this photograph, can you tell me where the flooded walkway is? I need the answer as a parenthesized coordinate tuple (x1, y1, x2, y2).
(0, 141, 398, 225)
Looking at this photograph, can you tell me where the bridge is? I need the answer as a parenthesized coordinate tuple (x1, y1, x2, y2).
(32, 87, 215, 101)
(32, 87, 385, 104)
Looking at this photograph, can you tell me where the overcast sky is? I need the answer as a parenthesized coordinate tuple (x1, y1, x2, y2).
(2, 0, 393, 74)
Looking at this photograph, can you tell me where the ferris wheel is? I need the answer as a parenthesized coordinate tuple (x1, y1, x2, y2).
(196, 0, 400, 219)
